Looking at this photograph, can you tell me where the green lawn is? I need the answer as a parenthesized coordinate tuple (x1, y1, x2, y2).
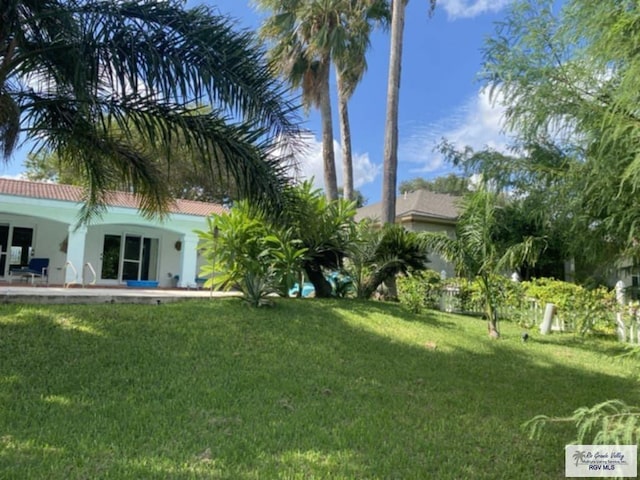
(0, 299, 637, 479)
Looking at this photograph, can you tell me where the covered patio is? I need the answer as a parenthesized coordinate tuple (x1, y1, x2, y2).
(0, 178, 225, 289)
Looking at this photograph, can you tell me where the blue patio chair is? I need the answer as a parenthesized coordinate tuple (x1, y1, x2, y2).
(9, 258, 49, 285)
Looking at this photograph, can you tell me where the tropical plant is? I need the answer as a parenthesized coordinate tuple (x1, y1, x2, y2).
(381, 0, 436, 224)
(196, 203, 269, 292)
(263, 229, 308, 297)
(196, 202, 310, 304)
(197, 183, 351, 301)
(1, 0, 300, 220)
(344, 220, 431, 299)
(424, 188, 543, 338)
(239, 269, 280, 307)
(283, 181, 357, 297)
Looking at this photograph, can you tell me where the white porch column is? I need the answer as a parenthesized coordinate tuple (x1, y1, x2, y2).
(65, 225, 87, 285)
(178, 233, 199, 288)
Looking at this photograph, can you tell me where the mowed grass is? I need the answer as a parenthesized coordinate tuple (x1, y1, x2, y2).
(0, 299, 638, 479)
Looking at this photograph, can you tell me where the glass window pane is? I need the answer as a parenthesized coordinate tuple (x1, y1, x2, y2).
(122, 261, 139, 281)
(124, 236, 141, 261)
(101, 235, 121, 280)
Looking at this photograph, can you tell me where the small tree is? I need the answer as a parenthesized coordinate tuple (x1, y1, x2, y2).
(424, 188, 543, 338)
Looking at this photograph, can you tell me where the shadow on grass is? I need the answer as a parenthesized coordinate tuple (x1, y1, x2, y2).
(327, 298, 460, 330)
(0, 299, 638, 479)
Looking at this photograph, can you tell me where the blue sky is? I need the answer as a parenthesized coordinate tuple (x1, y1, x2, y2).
(204, 0, 515, 205)
(3, 0, 515, 205)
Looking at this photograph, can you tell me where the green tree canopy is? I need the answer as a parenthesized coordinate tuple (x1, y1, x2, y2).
(440, 141, 618, 284)
(482, 0, 640, 262)
(2, 0, 301, 220)
(399, 173, 470, 196)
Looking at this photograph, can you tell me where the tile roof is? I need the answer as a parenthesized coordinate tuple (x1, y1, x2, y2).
(355, 190, 460, 223)
(0, 178, 226, 217)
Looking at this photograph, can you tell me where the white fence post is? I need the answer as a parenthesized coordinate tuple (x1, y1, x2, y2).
(540, 303, 556, 335)
(616, 312, 626, 342)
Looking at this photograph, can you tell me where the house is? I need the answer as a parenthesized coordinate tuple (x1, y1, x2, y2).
(355, 190, 460, 277)
(0, 178, 225, 287)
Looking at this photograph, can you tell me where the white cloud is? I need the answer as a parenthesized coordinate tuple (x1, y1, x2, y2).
(438, 0, 512, 20)
(0, 173, 26, 180)
(292, 134, 380, 192)
(399, 87, 512, 175)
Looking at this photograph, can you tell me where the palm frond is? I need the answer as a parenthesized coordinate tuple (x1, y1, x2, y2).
(4, 0, 302, 218)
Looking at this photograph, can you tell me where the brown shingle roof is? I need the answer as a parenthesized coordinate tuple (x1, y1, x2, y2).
(355, 190, 460, 223)
(0, 178, 225, 217)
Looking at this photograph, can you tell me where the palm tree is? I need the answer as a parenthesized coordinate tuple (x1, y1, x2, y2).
(334, 0, 389, 201)
(424, 188, 542, 338)
(1, 0, 300, 220)
(259, 0, 382, 201)
(285, 181, 356, 297)
(258, 0, 340, 200)
(381, 0, 436, 224)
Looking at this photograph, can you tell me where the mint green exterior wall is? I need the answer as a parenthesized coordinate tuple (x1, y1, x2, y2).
(0, 193, 209, 287)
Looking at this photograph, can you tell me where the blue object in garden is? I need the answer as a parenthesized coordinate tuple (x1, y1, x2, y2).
(289, 282, 315, 298)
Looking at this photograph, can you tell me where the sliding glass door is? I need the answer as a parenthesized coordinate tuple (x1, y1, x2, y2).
(100, 234, 159, 283)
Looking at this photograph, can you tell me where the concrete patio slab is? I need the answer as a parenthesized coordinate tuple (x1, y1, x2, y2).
(0, 285, 241, 305)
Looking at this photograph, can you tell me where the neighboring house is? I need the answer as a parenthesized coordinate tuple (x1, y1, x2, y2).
(355, 190, 460, 277)
(0, 178, 225, 287)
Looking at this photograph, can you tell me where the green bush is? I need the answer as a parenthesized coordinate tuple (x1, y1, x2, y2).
(432, 276, 616, 334)
(397, 270, 442, 313)
(195, 202, 307, 304)
(521, 278, 616, 335)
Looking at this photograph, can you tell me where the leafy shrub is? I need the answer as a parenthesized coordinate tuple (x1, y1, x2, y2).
(397, 270, 443, 314)
(195, 202, 307, 305)
(521, 278, 616, 335)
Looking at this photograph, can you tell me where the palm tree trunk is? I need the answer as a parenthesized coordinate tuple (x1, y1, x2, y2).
(379, 0, 407, 299)
(381, 0, 406, 225)
(304, 263, 333, 298)
(480, 275, 500, 338)
(319, 60, 339, 201)
(336, 71, 354, 201)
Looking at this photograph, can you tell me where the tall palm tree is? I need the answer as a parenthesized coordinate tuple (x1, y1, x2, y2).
(333, 0, 389, 201)
(259, 0, 368, 201)
(381, 0, 436, 224)
(1, 0, 300, 220)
